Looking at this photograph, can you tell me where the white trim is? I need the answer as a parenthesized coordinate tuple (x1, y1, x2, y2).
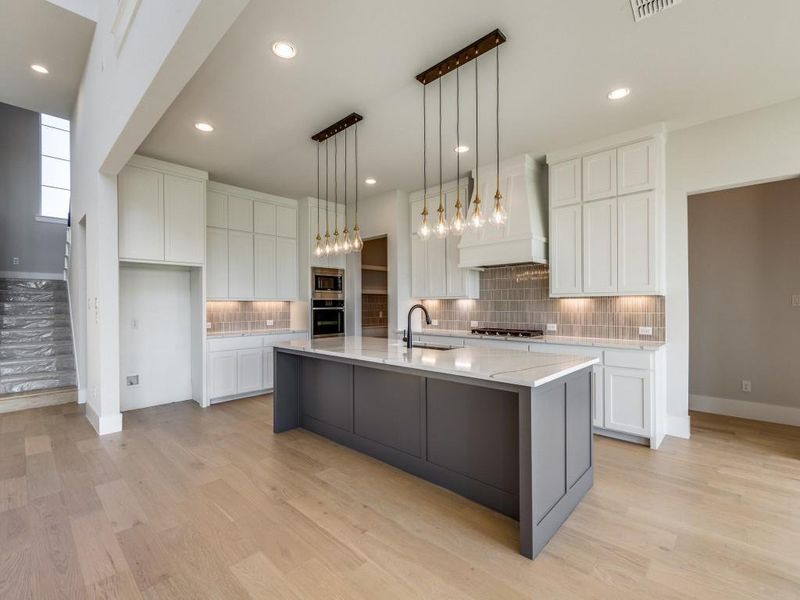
(65, 273, 80, 391)
(665, 414, 691, 439)
(546, 123, 667, 164)
(78, 388, 88, 405)
(128, 154, 208, 181)
(0, 270, 64, 280)
(208, 180, 297, 207)
(85, 403, 123, 436)
(690, 394, 800, 428)
(35, 215, 68, 225)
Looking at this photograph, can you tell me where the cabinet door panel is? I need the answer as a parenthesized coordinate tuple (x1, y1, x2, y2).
(604, 367, 651, 437)
(583, 198, 617, 294)
(253, 201, 276, 235)
(207, 190, 228, 228)
(445, 234, 464, 298)
(276, 205, 297, 238)
(618, 191, 656, 293)
(164, 174, 205, 264)
(118, 165, 164, 261)
(236, 348, 263, 394)
(228, 195, 254, 232)
(549, 205, 582, 295)
(427, 236, 447, 298)
(206, 228, 229, 299)
(618, 139, 657, 195)
(263, 348, 274, 390)
(276, 237, 298, 300)
(228, 231, 254, 299)
(208, 351, 237, 399)
(254, 234, 277, 299)
(549, 159, 581, 207)
(592, 366, 604, 428)
(583, 150, 617, 201)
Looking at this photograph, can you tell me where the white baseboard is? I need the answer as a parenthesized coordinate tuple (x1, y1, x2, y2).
(665, 414, 691, 439)
(78, 388, 88, 405)
(0, 270, 64, 280)
(85, 403, 123, 435)
(690, 394, 800, 427)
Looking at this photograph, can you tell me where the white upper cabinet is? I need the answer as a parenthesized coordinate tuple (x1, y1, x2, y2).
(118, 165, 164, 261)
(164, 174, 205, 264)
(276, 205, 297, 238)
(582, 149, 617, 201)
(618, 139, 657, 195)
(228, 195, 254, 232)
(118, 156, 207, 265)
(228, 231, 254, 299)
(549, 159, 581, 207)
(549, 205, 582, 296)
(207, 182, 299, 301)
(206, 228, 228, 299)
(207, 190, 228, 228)
(618, 191, 657, 293)
(582, 198, 618, 294)
(409, 185, 479, 299)
(547, 129, 665, 297)
(253, 201, 276, 235)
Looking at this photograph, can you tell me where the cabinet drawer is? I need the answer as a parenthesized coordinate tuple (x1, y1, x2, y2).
(207, 335, 263, 352)
(603, 350, 652, 370)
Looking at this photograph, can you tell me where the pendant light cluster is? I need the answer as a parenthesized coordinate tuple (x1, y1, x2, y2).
(311, 113, 364, 256)
(416, 29, 507, 241)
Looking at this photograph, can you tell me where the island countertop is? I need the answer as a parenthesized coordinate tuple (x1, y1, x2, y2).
(274, 336, 598, 388)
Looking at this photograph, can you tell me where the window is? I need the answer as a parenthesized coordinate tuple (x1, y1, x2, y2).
(40, 114, 71, 222)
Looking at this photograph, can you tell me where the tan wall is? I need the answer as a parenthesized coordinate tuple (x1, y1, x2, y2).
(688, 177, 800, 409)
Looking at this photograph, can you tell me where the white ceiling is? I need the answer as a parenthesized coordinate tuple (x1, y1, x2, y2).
(139, 0, 800, 200)
(0, 0, 95, 118)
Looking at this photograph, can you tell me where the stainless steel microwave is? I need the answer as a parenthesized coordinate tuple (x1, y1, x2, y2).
(312, 267, 343, 297)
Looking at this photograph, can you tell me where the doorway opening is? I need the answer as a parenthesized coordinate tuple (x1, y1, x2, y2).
(361, 236, 388, 338)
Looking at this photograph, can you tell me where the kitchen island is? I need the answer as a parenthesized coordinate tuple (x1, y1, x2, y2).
(273, 336, 598, 559)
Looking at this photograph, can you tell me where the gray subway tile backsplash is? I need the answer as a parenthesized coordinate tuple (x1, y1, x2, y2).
(421, 264, 665, 342)
(206, 301, 290, 335)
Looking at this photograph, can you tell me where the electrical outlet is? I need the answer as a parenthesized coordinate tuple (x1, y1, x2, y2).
(546, 323, 557, 332)
(742, 380, 752, 393)
(431, 319, 439, 326)
(12, 257, 19, 265)
(267, 319, 274, 326)
(126, 374, 140, 386)
(470, 321, 479, 328)
(206, 322, 211, 329)
(639, 326, 653, 336)
(792, 294, 800, 307)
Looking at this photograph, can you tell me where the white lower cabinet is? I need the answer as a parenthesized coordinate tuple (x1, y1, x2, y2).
(208, 351, 237, 399)
(207, 333, 307, 402)
(603, 366, 651, 437)
(591, 365, 604, 428)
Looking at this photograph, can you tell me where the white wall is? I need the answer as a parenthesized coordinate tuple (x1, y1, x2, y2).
(69, 0, 247, 434)
(665, 96, 800, 438)
(119, 265, 192, 411)
(346, 190, 412, 338)
(0, 102, 67, 277)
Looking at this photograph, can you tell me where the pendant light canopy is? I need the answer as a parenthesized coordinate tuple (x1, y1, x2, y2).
(310, 112, 364, 255)
(416, 29, 506, 239)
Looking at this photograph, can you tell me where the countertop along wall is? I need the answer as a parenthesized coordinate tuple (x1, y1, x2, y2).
(689, 178, 800, 424)
(0, 102, 67, 277)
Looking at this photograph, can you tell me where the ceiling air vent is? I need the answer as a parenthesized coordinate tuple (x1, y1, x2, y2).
(630, 0, 683, 22)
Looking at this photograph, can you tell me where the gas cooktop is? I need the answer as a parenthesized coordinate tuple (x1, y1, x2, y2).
(470, 327, 544, 338)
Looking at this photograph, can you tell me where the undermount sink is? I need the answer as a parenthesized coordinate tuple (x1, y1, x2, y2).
(409, 343, 456, 351)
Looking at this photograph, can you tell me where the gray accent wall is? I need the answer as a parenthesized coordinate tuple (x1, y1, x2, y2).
(0, 101, 66, 276)
(689, 177, 800, 411)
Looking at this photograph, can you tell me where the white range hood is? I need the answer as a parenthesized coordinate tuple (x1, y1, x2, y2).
(458, 154, 548, 268)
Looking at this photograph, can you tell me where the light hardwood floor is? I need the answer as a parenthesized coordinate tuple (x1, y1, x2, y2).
(1, 397, 799, 599)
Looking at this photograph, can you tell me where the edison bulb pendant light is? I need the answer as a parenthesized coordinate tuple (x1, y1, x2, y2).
(352, 225, 363, 251)
(314, 234, 323, 257)
(418, 207, 431, 239)
(434, 207, 449, 238)
(490, 191, 507, 226)
(324, 234, 332, 256)
(469, 195, 485, 229)
(342, 228, 352, 253)
(450, 199, 466, 234)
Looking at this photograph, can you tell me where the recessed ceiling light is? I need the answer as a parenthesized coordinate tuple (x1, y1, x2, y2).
(194, 122, 214, 132)
(30, 64, 49, 74)
(272, 41, 297, 59)
(454, 145, 470, 153)
(365, 178, 377, 185)
(607, 87, 631, 101)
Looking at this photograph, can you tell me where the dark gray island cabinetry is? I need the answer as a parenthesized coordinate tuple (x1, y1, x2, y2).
(273, 337, 598, 559)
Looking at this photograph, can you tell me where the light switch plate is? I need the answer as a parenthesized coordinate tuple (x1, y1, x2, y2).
(742, 379, 751, 392)
(12, 257, 19, 265)
(431, 319, 439, 326)
(267, 319, 274, 326)
(470, 321, 479, 328)
(792, 294, 800, 307)
(639, 326, 653, 336)
(546, 323, 557, 332)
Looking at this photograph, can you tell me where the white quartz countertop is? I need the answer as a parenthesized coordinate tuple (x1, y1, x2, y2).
(207, 329, 308, 339)
(410, 328, 665, 351)
(275, 336, 598, 389)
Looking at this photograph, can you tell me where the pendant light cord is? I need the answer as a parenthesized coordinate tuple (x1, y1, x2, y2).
(334, 133, 338, 234)
(496, 44, 500, 193)
(325, 139, 329, 236)
(475, 58, 479, 202)
(344, 129, 348, 230)
(422, 84, 427, 214)
(456, 65, 460, 205)
(438, 76, 443, 216)
(355, 123, 359, 226)
(316, 142, 320, 236)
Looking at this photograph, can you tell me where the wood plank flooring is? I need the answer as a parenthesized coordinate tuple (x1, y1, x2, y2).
(1, 398, 799, 599)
